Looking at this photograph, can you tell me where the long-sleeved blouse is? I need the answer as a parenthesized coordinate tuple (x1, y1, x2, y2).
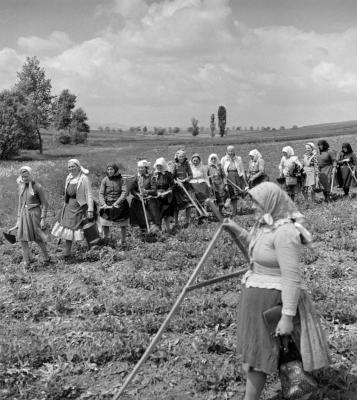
(99, 174, 127, 207)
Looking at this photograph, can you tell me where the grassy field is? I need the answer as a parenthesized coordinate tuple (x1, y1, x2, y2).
(0, 126, 357, 399)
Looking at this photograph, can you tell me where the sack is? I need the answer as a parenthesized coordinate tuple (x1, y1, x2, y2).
(279, 336, 318, 399)
(3, 231, 16, 244)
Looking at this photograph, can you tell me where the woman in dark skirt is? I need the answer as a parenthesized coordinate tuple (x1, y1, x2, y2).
(207, 153, 227, 213)
(220, 145, 248, 216)
(153, 157, 175, 232)
(129, 160, 160, 232)
(222, 182, 329, 399)
(336, 142, 357, 196)
(52, 159, 94, 257)
(171, 149, 193, 226)
(10, 166, 50, 267)
(99, 163, 129, 246)
(317, 140, 337, 201)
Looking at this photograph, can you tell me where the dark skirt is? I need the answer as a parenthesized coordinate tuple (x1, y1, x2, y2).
(173, 182, 193, 210)
(190, 182, 210, 204)
(337, 165, 355, 189)
(227, 171, 246, 199)
(99, 199, 130, 221)
(130, 197, 160, 228)
(211, 182, 226, 206)
(157, 193, 175, 219)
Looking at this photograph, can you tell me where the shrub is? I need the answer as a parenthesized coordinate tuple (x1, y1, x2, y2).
(55, 130, 71, 144)
(72, 130, 88, 144)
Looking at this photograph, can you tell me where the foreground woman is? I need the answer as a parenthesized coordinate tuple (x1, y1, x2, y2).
(10, 166, 50, 266)
(302, 142, 319, 204)
(52, 159, 94, 257)
(129, 160, 160, 233)
(221, 145, 248, 216)
(317, 140, 337, 202)
(278, 146, 302, 201)
(153, 157, 175, 232)
(223, 182, 329, 400)
(247, 149, 267, 188)
(337, 142, 357, 196)
(99, 163, 129, 246)
(207, 153, 227, 213)
(171, 150, 193, 226)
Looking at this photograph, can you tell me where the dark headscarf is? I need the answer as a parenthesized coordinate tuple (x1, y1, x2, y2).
(317, 140, 329, 152)
(106, 163, 120, 179)
(342, 143, 353, 154)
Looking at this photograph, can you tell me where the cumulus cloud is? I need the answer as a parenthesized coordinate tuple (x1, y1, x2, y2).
(17, 31, 74, 54)
(2, 0, 357, 127)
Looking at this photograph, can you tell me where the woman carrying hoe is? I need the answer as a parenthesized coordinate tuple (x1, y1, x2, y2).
(222, 182, 329, 400)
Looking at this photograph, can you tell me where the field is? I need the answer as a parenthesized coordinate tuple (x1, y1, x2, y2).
(1, 125, 357, 400)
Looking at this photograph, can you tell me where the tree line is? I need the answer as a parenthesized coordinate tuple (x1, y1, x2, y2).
(0, 56, 90, 159)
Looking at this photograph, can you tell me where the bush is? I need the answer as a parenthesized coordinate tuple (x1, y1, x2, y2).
(72, 130, 88, 144)
(55, 130, 71, 144)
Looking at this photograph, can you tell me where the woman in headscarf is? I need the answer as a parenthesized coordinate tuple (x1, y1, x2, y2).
(336, 142, 357, 196)
(247, 149, 268, 188)
(302, 142, 319, 204)
(221, 145, 248, 216)
(189, 153, 211, 205)
(171, 149, 193, 227)
(153, 157, 175, 232)
(317, 140, 337, 202)
(98, 163, 129, 246)
(207, 153, 227, 213)
(222, 182, 330, 400)
(10, 166, 50, 267)
(278, 146, 302, 201)
(129, 160, 160, 233)
(52, 159, 94, 258)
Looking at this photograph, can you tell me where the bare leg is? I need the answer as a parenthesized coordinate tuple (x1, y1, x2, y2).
(65, 240, 72, 256)
(163, 217, 170, 232)
(103, 226, 110, 239)
(244, 370, 267, 400)
(37, 241, 50, 261)
(120, 226, 127, 246)
(21, 241, 31, 264)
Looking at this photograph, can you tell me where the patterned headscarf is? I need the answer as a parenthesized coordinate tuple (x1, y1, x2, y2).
(305, 143, 315, 156)
(137, 160, 150, 170)
(68, 159, 89, 176)
(175, 149, 187, 163)
(249, 149, 262, 162)
(208, 153, 219, 166)
(282, 146, 294, 157)
(17, 166, 35, 195)
(154, 157, 168, 172)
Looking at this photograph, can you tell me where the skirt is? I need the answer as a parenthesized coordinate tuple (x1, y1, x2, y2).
(130, 197, 160, 228)
(99, 199, 130, 227)
(17, 205, 47, 243)
(337, 165, 355, 189)
(173, 182, 193, 210)
(227, 171, 246, 199)
(211, 181, 226, 206)
(157, 193, 175, 219)
(190, 181, 210, 204)
(51, 198, 87, 241)
(237, 286, 330, 374)
(303, 166, 316, 188)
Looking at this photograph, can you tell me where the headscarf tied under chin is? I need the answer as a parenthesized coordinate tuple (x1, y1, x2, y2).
(154, 157, 168, 172)
(175, 149, 186, 162)
(249, 149, 262, 162)
(17, 166, 35, 195)
(208, 153, 219, 166)
(305, 142, 315, 156)
(68, 159, 89, 177)
(282, 146, 294, 157)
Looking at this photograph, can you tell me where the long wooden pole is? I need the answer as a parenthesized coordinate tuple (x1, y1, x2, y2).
(175, 180, 209, 217)
(113, 224, 224, 399)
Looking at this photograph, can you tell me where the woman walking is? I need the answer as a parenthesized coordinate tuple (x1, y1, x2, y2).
(337, 142, 357, 196)
(171, 150, 193, 227)
(98, 163, 129, 246)
(302, 142, 319, 204)
(221, 145, 248, 216)
(278, 146, 302, 201)
(129, 160, 160, 233)
(52, 159, 94, 258)
(10, 166, 50, 267)
(317, 140, 337, 202)
(247, 149, 267, 188)
(153, 157, 175, 232)
(207, 153, 227, 213)
(222, 182, 330, 400)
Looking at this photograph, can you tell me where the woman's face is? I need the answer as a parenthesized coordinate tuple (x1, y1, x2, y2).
(68, 162, 80, 176)
(156, 164, 163, 173)
(282, 151, 288, 158)
(210, 156, 217, 163)
(342, 146, 347, 153)
(177, 154, 185, 163)
(21, 171, 30, 183)
(249, 155, 254, 161)
(138, 166, 146, 175)
(192, 157, 200, 166)
(305, 145, 311, 152)
(318, 144, 323, 152)
(227, 148, 235, 158)
(107, 166, 115, 177)
(251, 199, 264, 220)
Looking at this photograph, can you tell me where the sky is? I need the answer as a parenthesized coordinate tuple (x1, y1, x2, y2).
(1, 0, 357, 128)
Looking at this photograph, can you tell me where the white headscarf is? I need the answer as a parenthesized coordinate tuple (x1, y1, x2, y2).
(249, 149, 262, 162)
(154, 157, 168, 172)
(208, 153, 219, 166)
(137, 159, 150, 168)
(282, 146, 294, 157)
(17, 166, 34, 195)
(68, 159, 89, 177)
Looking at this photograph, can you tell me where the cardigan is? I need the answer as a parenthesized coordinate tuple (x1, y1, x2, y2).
(99, 175, 127, 207)
(221, 154, 245, 177)
(65, 173, 94, 212)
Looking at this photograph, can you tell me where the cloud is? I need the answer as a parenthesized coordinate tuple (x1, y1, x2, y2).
(17, 31, 74, 55)
(2, 0, 357, 127)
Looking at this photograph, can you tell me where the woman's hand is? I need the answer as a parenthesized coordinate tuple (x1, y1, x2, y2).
(221, 218, 240, 234)
(87, 211, 94, 219)
(275, 315, 294, 336)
